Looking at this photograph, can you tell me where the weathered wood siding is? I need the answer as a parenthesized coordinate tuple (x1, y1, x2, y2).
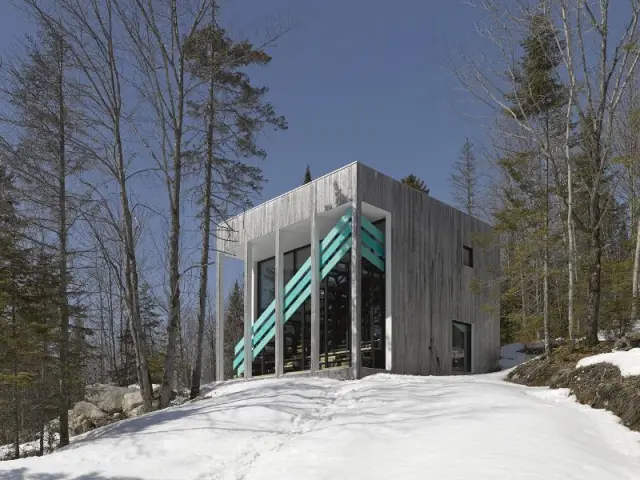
(358, 164, 500, 375)
(216, 163, 356, 254)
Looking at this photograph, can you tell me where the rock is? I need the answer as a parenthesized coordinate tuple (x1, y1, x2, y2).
(73, 401, 108, 425)
(128, 405, 146, 418)
(613, 337, 631, 351)
(72, 417, 93, 436)
(112, 413, 124, 421)
(85, 384, 130, 413)
(123, 391, 143, 414)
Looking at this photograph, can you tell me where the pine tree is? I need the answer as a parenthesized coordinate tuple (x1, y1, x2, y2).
(401, 174, 429, 195)
(184, 8, 285, 398)
(451, 139, 479, 216)
(224, 280, 244, 379)
(303, 165, 312, 184)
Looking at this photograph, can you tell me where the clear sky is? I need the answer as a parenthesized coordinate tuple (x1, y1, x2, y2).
(0, 0, 491, 295)
(216, 0, 488, 203)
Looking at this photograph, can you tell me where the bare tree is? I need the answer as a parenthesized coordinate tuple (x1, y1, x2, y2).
(21, 0, 159, 409)
(454, 0, 640, 345)
(115, 0, 213, 408)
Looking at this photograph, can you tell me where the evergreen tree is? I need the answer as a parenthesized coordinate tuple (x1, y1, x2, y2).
(451, 139, 480, 216)
(223, 279, 244, 379)
(303, 165, 312, 184)
(184, 9, 285, 398)
(401, 174, 429, 195)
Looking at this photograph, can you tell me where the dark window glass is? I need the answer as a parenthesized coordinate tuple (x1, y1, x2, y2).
(452, 321, 471, 374)
(361, 218, 386, 369)
(258, 258, 275, 314)
(463, 245, 473, 267)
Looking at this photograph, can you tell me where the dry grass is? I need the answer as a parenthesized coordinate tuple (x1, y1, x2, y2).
(506, 341, 640, 432)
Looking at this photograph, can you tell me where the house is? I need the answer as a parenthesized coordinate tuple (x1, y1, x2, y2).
(214, 162, 500, 381)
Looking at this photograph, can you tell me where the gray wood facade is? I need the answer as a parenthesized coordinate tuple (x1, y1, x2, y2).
(215, 162, 500, 378)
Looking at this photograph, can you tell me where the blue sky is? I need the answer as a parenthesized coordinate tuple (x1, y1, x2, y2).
(0, 0, 491, 295)
(216, 0, 488, 203)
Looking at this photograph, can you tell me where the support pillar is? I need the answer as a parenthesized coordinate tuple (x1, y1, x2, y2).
(385, 213, 393, 371)
(351, 199, 362, 379)
(310, 194, 320, 374)
(243, 241, 253, 379)
(215, 250, 224, 382)
(275, 228, 284, 377)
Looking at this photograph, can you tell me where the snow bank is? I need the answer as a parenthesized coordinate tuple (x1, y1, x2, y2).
(576, 348, 640, 377)
(2, 373, 640, 479)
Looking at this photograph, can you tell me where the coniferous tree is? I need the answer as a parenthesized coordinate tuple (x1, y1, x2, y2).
(184, 9, 286, 398)
(451, 139, 480, 216)
(303, 165, 312, 184)
(401, 174, 429, 195)
(224, 280, 244, 379)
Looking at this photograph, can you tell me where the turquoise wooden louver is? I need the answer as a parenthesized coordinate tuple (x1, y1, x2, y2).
(234, 209, 385, 375)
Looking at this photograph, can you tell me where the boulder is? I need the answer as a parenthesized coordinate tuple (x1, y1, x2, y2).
(72, 417, 93, 436)
(123, 391, 144, 414)
(85, 384, 130, 413)
(112, 413, 124, 421)
(72, 401, 108, 426)
(128, 405, 146, 418)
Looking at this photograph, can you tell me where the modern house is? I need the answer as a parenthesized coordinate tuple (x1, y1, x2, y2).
(214, 162, 500, 382)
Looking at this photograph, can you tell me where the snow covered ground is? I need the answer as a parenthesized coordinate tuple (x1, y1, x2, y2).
(577, 348, 640, 376)
(2, 371, 640, 480)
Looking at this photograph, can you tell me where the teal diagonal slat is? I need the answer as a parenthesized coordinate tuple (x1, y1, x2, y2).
(239, 228, 354, 375)
(361, 228, 384, 257)
(239, 223, 352, 371)
(235, 211, 354, 375)
(233, 217, 353, 369)
(233, 209, 353, 360)
(362, 246, 384, 271)
(361, 216, 384, 243)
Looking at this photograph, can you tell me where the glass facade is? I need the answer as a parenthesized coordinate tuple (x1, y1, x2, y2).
(250, 217, 386, 376)
(452, 321, 472, 374)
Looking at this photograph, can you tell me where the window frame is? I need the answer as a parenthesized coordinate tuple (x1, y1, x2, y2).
(462, 245, 474, 268)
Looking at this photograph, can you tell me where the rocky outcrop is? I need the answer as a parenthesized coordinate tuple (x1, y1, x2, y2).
(85, 384, 130, 414)
(123, 391, 144, 414)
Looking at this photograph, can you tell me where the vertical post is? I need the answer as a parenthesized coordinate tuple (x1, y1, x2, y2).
(351, 200, 362, 380)
(385, 213, 393, 372)
(243, 241, 253, 379)
(310, 191, 320, 374)
(275, 227, 284, 377)
(215, 250, 224, 382)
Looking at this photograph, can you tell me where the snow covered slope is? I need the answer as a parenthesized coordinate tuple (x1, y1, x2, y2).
(2, 373, 640, 479)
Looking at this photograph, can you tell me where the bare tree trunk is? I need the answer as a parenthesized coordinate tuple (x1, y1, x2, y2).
(56, 33, 70, 447)
(543, 155, 551, 356)
(632, 216, 640, 329)
(191, 4, 216, 398)
(190, 142, 213, 399)
(159, 0, 189, 409)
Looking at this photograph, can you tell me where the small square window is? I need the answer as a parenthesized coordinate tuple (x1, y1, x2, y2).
(463, 245, 473, 267)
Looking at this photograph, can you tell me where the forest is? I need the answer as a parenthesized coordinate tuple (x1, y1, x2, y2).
(2, 0, 640, 462)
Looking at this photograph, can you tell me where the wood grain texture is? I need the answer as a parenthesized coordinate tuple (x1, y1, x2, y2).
(215, 162, 500, 378)
(358, 163, 500, 375)
(216, 163, 356, 254)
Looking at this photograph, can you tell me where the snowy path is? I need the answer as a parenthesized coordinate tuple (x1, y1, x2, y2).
(2, 373, 640, 479)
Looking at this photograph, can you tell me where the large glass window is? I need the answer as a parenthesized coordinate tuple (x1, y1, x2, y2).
(251, 216, 386, 376)
(319, 252, 352, 369)
(361, 218, 386, 369)
(452, 321, 472, 374)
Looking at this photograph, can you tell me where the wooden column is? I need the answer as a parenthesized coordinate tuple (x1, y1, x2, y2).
(310, 193, 320, 374)
(243, 241, 253, 379)
(385, 213, 393, 372)
(351, 199, 362, 379)
(215, 250, 224, 382)
(275, 227, 284, 377)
